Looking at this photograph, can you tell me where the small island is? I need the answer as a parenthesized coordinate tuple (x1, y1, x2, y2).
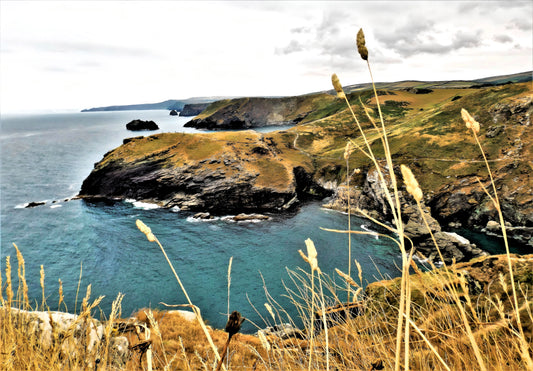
(126, 119, 159, 131)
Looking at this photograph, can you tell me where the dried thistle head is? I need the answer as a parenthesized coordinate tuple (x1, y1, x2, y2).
(356, 28, 369, 60)
(225, 310, 245, 337)
(400, 164, 423, 202)
(136, 219, 156, 242)
(461, 108, 480, 134)
(331, 73, 346, 99)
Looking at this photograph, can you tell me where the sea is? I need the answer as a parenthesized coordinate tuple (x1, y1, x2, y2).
(0, 110, 500, 333)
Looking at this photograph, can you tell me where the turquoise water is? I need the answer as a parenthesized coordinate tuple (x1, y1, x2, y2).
(1, 110, 403, 332)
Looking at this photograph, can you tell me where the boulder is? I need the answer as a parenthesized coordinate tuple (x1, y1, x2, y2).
(26, 201, 46, 208)
(232, 213, 270, 222)
(126, 119, 159, 131)
(169, 109, 178, 116)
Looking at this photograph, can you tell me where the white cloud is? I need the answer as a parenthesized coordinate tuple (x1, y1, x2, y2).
(0, 1, 531, 113)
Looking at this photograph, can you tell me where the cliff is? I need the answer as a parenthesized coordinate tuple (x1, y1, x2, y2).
(180, 103, 210, 116)
(79, 130, 330, 215)
(79, 81, 532, 261)
(183, 93, 345, 129)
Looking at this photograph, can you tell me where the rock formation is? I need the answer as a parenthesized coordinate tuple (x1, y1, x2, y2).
(180, 103, 210, 117)
(126, 119, 159, 131)
(79, 131, 331, 215)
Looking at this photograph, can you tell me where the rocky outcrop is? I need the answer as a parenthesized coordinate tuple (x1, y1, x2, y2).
(78, 132, 331, 215)
(180, 103, 209, 117)
(169, 109, 178, 116)
(126, 119, 159, 131)
(4, 308, 130, 367)
(323, 164, 486, 263)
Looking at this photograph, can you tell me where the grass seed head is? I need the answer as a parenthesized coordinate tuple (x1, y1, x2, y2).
(136, 219, 156, 242)
(357, 28, 369, 60)
(305, 238, 319, 272)
(344, 141, 354, 160)
(461, 108, 480, 134)
(401, 164, 423, 202)
(331, 73, 346, 99)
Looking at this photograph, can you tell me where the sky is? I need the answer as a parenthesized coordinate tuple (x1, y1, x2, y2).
(1, 0, 531, 113)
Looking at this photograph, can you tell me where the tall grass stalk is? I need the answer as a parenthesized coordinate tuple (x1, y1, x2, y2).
(135, 219, 225, 370)
(463, 109, 533, 369)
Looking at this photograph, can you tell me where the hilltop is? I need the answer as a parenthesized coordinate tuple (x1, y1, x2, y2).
(78, 77, 532, 262)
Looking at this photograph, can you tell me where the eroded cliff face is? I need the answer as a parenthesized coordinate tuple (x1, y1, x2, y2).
(79, 131, 331, 215)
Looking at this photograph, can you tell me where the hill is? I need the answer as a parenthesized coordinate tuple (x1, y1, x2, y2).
(80, 97, 233, 112)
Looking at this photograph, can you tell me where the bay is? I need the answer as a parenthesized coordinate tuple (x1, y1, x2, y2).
(1, 110, 403, 332)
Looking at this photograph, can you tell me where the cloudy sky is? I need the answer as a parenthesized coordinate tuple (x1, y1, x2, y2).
(1, 0, 531, 113)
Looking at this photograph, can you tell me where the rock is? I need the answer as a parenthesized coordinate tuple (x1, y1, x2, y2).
(180, 103, 209, 117)
(26, 201, 46, 208)
(193, 212, 213, 220)
(126, 119, 159, 131)
(232, 213, 270, 222)
(486, 220, 501, 232)
(169, 109, 178, 116)
(257, 323, 304, 340)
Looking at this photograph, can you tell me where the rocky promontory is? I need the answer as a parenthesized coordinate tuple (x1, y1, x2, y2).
(79, 130, 330, 215)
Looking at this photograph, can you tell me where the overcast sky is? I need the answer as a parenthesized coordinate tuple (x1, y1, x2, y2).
(1, 0, 531, 113)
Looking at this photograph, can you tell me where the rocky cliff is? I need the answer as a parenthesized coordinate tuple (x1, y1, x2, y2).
(180, 103, 210, 116)
(79, 81, 532, 262)
(184, 94, 344, 130)
(79, 131, 330, 215)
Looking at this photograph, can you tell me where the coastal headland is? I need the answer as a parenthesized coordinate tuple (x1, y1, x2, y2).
(78, 77, 532, 262)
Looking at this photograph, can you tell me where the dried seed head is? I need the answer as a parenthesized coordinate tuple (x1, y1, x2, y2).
(264, 303, 275, 321)
(356, 28, 369, 60)
(335, 268, 358, 287)
(258, 330, 271, 351)
(461, 108, 480, 134)
(344, 141, 354, 160)
(401, 165, 423, 202)
(136, 219, 156, 242)
(225, 311, 245, 337)
(331, 74, 346, 99)
(40, 265, 45, 290)
(305, 238, 318, 272)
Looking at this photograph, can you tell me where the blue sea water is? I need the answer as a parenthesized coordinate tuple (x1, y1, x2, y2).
(1, 110, 404, 332)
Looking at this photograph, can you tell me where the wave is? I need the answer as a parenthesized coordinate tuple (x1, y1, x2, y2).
(361, 224, 379, 240)
(125, 199, 161, 210)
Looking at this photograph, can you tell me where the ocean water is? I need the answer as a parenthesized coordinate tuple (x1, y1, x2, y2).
(1, 110, 404, 332)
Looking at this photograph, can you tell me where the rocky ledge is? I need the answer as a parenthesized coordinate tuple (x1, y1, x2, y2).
(78, 131, 330, 215)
